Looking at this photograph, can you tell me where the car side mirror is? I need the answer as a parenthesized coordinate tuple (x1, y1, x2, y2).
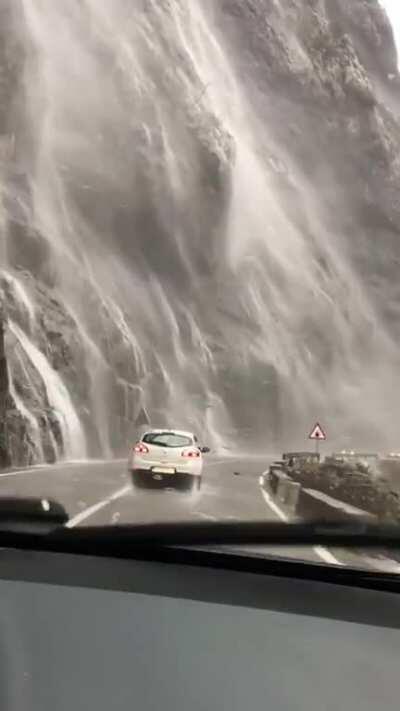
(200, 446, 210, 454)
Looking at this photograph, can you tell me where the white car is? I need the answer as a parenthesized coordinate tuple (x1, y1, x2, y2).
(130, 429, 209, 491)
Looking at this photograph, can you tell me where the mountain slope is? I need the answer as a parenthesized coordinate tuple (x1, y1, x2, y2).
(1, 0, 400, 464)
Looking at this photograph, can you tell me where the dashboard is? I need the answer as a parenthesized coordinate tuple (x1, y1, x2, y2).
(0, 547, 398, 710)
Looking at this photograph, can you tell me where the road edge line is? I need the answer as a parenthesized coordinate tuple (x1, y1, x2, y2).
(260, 484, 289, 523)
(66, 484, 131, 528)
(259, 471, 343, 567)
(0, 459, 128, 480)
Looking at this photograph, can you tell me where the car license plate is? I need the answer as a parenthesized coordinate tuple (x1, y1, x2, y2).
(152, 467, 175, 474)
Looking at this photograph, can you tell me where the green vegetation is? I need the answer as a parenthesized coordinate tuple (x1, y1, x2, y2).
(289, 460, 400, 523)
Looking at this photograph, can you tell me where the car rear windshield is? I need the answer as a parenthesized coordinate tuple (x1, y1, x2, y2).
(142, 432, 193, 448)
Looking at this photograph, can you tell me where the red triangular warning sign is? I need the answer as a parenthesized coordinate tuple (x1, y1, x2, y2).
(308, 422, 327, 440)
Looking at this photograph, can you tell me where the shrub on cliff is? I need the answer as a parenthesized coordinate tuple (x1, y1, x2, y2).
(289, 461, 400, 522)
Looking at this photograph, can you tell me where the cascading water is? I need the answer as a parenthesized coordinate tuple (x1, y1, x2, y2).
(381, 2, 400, 63)
(1, 0, 400, 462)
(2, 272, 35, 329)
(9, 321, 86, 460)
(7, 362, 44, 461)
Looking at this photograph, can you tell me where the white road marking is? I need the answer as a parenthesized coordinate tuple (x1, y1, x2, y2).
(259, 472, 343, 567)
(362, 555, 400, 574)
(313, 546, 343, 566)
(261, 478, 400, 572)
(0, 466, 52, 479)
(66, 485, 131, 528)
(194, 511, 217, 521)
(260, 487, 289, 522)
(0, 459, 126, 480)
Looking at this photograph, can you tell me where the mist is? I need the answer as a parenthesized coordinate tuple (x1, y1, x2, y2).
(1, 0, 400, 463)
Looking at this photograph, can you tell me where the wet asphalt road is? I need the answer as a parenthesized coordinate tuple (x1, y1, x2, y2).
(0, 456, 269, 524)
(0, 456, 399, 573)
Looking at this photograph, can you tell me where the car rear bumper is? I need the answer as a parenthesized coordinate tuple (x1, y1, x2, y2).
(130, 455, 202, 476)
(131, 468, 201, 490)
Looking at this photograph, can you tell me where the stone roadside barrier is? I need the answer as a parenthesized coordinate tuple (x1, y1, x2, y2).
(261, 463, 375, 521)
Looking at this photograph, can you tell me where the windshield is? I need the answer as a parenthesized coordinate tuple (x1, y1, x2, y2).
(1, 0, 400, 574)
(142, 433, 193, 448)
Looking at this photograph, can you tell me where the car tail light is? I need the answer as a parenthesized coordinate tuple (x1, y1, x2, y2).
(134, 443, 149, 454)
(182, 449, 201, 458)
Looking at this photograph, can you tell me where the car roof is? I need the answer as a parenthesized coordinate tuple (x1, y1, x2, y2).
(142, 429, 194, 438)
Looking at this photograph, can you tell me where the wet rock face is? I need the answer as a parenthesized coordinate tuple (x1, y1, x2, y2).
(1, 0, 400, 463)
(0, 4, 23, 137)
(0, 269, 149, 464)
(217, 0, 400, 297)
(204, 0, 400, 446)
(0, 303, 10, 467)
(0, 296, 37, 467)
(1, 0, 150, 462)
(219, 0, 396, 92)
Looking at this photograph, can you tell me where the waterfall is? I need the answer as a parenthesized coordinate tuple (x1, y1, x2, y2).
(381, 2, 400, 64)
(0, 0, 398, 458)
(7, 363, 44, 461)
(9, 321, 87, 460)
(1, 271, 35, 330)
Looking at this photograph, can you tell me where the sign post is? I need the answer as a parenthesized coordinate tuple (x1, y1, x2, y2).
(308, 422, 327, 457)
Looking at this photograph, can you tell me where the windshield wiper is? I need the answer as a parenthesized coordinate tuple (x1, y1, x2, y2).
(0, 497, 68, 534)
(2, 516, 400, 555)
(50, 520, 400, 549)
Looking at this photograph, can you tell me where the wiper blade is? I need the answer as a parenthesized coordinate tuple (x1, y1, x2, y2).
(0, 497, 68, 533)
(2, 519, 400, 557)
(47, 519, 400, 549)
